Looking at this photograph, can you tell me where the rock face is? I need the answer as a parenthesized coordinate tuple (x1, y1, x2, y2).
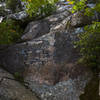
(21, 10, 70, 41)
(0, 30, 78, 74)
(8, 11, 28, 20)
(0, 67, 39, 100)
(0, 0, 28, 21)
(0, 30, 92, 100)
(27, 71, 92, 100)
(0, 1, 99, 100)
(21, 20, 50, 41)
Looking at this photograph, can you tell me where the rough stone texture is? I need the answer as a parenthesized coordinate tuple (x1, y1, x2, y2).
(21, 10, 70, 41)
(0, 67, 39, 100)
(56, 1, 72, 13)
(0, 30, 92, 100)
(21, 20, 50, 41)
(70, 10, 100, 28)
(0, 0, 27, 21)
(21, 8, 98, 41)
(7, 11, 28, 20)
(70, 12, 93, 27)
(0, 1, 96, 100)
(0, 32, 55, 74)
(0, 30, 78, 75)
(25, 69, 92, 100)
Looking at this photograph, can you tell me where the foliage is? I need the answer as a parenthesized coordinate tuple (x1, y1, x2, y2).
(70, 0, 100, 15)
(0, 19, 23, 44)
(69, 0, 100, 70)
(22, 0, 59, 17)
(76, 22, 100, 69)
(71, 0, 87, 13)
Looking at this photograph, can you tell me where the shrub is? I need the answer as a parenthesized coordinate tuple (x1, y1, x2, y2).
(0, 19, 23, 44)
(22, 0, 58, 17)
(76, 22, 100, 69)
(69, 0, 100, 70)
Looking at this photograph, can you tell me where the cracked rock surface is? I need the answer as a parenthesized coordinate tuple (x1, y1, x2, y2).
(0, 67, 39, 100)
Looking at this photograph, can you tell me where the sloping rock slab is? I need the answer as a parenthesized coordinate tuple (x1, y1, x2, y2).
(21, 10, 70, 41)
(0, 67, 39, 100)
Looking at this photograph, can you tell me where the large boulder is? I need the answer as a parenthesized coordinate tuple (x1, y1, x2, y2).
(0, 67, 39, 100)
(0, 29, 79, 75)
(0, 29, 92, 100)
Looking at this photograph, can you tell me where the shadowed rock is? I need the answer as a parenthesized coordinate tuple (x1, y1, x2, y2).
(0, 67, 39, 100)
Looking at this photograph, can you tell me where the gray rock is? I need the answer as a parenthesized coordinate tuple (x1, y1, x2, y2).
(0, 16, 3, 23)
(70, 12, 92, 27)
(56, 1, 72, 13)
(21, 10, 70, 41)
(72, 27, 84, 34)
(0, 0, 27, 21)
(0, 67, 39, 100)
(0, 30, 78, 74)
(21, 20, 50, 41)
(26, 72, 92, 100)
(70, 10, 100, 28)
(7, 11, 28, 20)
(87, 3, 96, 8)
